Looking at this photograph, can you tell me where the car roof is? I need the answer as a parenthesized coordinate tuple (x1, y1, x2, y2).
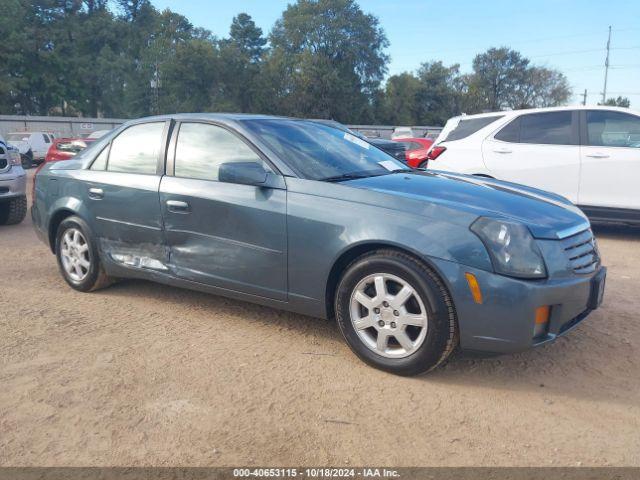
(447, 104, 639, 121)
(130, 113, 297, 124)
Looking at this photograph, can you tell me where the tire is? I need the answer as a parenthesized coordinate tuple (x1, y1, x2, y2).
(335, 249, 458, 376)
(55, 215, 112, 292)
(418, 161, 429, 169)
(0, 195, 27, 225)
(21, 151, 33, 169)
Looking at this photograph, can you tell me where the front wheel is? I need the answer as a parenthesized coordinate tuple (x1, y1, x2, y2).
(55, 216, 112, 292)
(335, 250, 458, 375)
(0, 196, 27, 225)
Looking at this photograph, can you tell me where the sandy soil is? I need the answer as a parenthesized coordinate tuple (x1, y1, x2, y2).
(1, 171, 639, 467)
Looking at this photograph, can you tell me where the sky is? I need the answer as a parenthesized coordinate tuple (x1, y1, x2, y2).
(151, 0, 640, 108)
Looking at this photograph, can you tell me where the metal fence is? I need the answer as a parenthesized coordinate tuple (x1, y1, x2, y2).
(0, 115, 127, 138)
(0, 115, 442, 140)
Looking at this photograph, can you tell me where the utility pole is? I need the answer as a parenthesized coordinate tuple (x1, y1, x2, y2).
(581, 89, 587, 105)
(602, 26, 612, 104)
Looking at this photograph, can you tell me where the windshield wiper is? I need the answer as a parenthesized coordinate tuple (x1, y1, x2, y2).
(320, 172, 376, 182)
(320, 169, 412, 183)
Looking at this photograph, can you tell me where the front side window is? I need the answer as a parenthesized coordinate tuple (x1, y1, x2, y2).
(519, 111, 573, 145)
(43, 134, 51, 144)
(174, 123, 269, 181)
(107, 122, 164, 174)
(241, 119, 407, 181)
(586, 110, 640, 148)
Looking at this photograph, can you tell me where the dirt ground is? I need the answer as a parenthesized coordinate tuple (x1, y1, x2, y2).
(1, 170, 639, 467)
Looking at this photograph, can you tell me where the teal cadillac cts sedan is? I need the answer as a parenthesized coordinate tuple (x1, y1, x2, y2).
(32, 114, 606, 375)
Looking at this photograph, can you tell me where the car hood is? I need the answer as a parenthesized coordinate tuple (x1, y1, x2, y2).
(345, 170, 589, 240)
(7, 140, 30, 153)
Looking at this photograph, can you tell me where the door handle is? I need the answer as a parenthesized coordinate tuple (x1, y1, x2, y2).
(585, 153, 610, 159)
(493, 148, 512, 154)
(166, 199, 190, 213)
(88, 187, 104, 199)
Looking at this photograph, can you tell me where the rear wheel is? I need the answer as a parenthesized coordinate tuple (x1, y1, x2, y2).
(55, 216, 112, 292)
(418, 160, 428, 169)
(335, 250, 458, 376)
(0, 196, 27, 225)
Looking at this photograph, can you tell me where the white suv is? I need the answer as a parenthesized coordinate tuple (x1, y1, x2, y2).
(426, 106, 640, 224)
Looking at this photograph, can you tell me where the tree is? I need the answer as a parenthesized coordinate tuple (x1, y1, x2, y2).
(463, 47, 571, 113)
(228, 13, 267, 62)
(379, 73, 421, 125)
(266, 0, 389, 122)
(602, 96, 630, 108)
(467, 47, 530, 111)
(218, 13, 268, 112)
(415, 61, 461, 125)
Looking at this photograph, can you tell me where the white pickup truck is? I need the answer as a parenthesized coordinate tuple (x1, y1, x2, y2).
(5, 131, 56, 168)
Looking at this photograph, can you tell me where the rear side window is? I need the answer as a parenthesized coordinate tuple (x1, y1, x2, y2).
(586, 110, 640, 148)
(444, 115, 504, 142)
(495, 118, 521, 142)
(519, 111, 573, 145)
(174, 122, 268, 182)
(107, 122, 165, 174)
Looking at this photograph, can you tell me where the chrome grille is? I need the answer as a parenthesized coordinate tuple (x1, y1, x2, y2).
(0, 145, 8, 172)
(562, 229, 599, 274)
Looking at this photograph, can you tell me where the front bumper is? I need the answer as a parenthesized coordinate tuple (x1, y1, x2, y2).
(430, 257, 604, 354)
(0, 167, 27, 200)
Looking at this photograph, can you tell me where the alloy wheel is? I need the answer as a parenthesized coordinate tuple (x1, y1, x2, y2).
(60, 228, 91, 282)
(349, 273, 428, 358)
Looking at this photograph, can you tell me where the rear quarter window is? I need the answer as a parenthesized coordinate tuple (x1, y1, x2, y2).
(443, 115, 504, 141)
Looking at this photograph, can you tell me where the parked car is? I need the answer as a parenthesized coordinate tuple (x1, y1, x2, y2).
(0, 135, 27, 225)
(391, 126, 414, 139)
(32, 114, 606, 375)
(309, 119, 407, 162)
(6, 131, 55, 167)
(393, 137, 434, 168)
(426, 106, 640, 225)
(45, 138, 95, 163)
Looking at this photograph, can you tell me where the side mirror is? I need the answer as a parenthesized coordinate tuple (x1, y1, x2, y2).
(218, 161, 268, 186)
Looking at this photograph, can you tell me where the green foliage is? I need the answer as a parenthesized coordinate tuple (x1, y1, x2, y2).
(601, 96, 630, 108)
(266, 0, 389, 122)
(0, 2, 578, 123)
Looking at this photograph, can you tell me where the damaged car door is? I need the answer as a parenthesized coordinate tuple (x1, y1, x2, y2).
(85, 121, 169, 269)
(159, 121, 288, 300)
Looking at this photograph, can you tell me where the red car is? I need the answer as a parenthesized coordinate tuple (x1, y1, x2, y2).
(392, 137, 434, 168)
(45, 138, 95, 162)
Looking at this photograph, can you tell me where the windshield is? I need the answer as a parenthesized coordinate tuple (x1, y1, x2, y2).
(242, 119, 407, 181)
(6, 133, 30, 142)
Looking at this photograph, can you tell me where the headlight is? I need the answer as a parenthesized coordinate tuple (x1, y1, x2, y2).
(471, 217, 547, 279)
(9, 149, 21, 166)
